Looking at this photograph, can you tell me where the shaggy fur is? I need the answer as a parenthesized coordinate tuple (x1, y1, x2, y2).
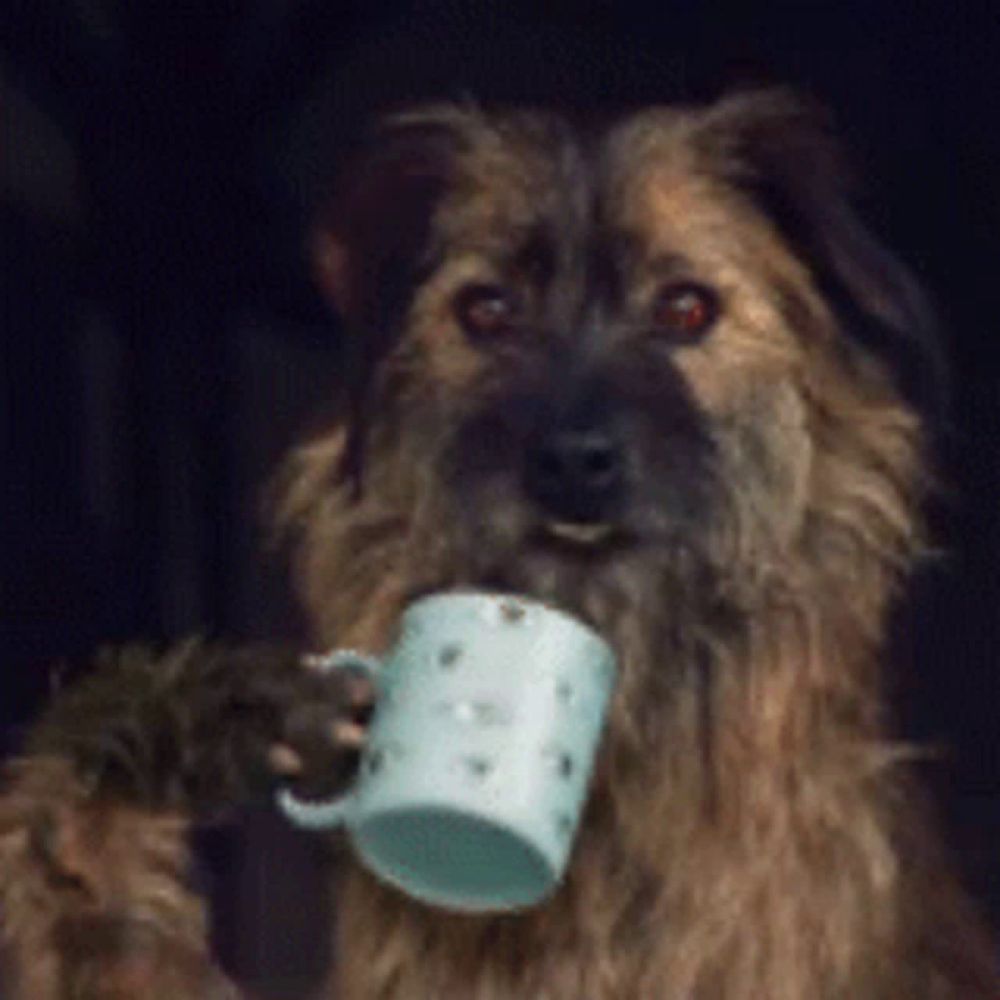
(2, 90, 998, 998)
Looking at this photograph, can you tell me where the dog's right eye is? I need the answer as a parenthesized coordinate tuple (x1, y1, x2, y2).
(650, 282, 719, 341)
(453, 284, 519, 340)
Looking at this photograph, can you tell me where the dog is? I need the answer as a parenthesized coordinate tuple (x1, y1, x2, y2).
(2, 89, 998, 998)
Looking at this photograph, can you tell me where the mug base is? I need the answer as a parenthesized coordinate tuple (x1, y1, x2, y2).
(355, 805, 559, 913)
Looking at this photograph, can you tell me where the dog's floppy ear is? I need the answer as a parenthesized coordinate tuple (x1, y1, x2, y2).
(312, 109, 466, 328)
(310, 108, 468, 492)
(699, 89, 947, 421)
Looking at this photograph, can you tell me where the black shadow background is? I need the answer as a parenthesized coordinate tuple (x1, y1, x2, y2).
(2, 3, 998, 995)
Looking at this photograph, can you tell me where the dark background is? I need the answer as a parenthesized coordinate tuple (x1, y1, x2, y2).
(2, 2, 999, 995)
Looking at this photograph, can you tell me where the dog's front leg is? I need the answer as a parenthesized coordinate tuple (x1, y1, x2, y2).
(0, 642, 372, 999)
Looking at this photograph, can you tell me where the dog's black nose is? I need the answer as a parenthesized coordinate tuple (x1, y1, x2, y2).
(524, 428, 624, 523)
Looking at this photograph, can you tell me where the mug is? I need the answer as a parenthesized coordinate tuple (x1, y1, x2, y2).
(277, 591, 617, 913)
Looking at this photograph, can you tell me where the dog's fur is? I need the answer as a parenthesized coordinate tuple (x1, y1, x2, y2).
(2, 90, 998, 998)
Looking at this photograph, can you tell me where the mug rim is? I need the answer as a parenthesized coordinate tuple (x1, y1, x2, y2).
(353, 800, 560, 913)
(402, 589, 615, 662)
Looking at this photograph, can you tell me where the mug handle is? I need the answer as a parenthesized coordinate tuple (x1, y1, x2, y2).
(275, 649, 381, 831)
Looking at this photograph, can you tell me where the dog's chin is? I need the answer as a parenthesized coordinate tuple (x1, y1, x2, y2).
(440, 519, 653, 630)
(405, 503, 713, 635)
(402, 518, 621, 606)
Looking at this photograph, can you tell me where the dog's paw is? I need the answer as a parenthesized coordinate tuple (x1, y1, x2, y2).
(264, 657, 376, 803)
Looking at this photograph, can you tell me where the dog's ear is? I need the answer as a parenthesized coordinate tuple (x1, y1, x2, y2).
(699, 89, 947, 422)
(311, 108, 469, 493)
(312, 108, 467, 330)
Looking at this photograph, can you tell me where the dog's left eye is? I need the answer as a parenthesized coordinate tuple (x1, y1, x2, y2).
(651, 283, 719, 340)
(454, 284, 519, 340)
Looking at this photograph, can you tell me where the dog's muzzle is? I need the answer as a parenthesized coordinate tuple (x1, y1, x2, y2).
(523, 426, 625, 527)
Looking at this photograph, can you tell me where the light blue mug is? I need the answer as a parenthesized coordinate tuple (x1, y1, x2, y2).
(277, 591, 617, 912)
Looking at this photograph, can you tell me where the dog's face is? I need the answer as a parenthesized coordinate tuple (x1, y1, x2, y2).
(292, 91, 936, 652)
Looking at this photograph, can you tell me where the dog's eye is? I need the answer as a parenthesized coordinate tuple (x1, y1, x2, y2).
(651, 283, 719, 340)
(454, 284, 519, 340)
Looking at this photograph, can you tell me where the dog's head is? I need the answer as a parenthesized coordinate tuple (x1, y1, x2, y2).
(284, 90, 938, 651)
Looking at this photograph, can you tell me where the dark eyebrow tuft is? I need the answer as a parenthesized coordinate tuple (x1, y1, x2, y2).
(508, 223, 558, 290)
(646, 251, 697, 280)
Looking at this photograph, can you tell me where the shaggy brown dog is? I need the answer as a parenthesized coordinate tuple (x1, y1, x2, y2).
(2, 90, 998, 998)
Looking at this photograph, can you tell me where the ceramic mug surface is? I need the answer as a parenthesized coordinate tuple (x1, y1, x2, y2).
(277, 591, 616, 912)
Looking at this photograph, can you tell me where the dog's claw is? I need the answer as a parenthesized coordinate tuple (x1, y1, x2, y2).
(330, 720, 368, 748)
(268, 743, 304, 776)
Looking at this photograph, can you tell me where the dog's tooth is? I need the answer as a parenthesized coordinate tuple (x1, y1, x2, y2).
(547, 522, 613, 544)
